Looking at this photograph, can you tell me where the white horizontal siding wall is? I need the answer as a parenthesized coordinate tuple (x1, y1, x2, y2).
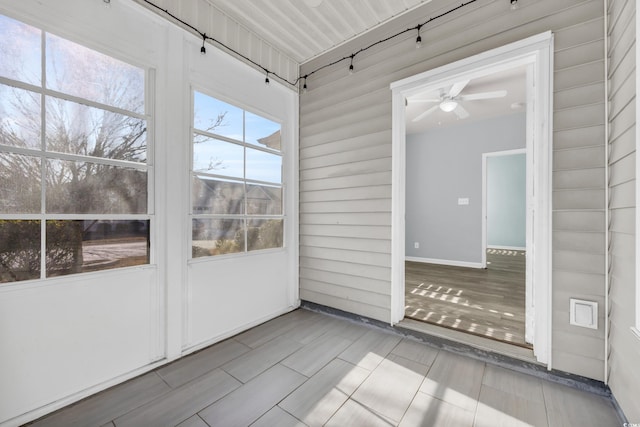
(133, 0, 298, 86)
(300, 0, 607, 380)
(606, 0, 640, 421)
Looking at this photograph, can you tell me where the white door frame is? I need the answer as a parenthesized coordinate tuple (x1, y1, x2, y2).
(482, 149, 533, 344)
(390, 32, 554, 366)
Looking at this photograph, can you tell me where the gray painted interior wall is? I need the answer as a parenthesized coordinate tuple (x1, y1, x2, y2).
(405, 113, 525, 263)
(299, 0, 607, 381)
(487, 153, 526, 249)
(606, 0, 639, 421)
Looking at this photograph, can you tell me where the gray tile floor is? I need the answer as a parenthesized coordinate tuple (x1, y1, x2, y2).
(30, 309, 622, 427)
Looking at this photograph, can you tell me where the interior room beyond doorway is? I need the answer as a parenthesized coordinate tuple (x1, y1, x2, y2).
(405, 248, 529, 348)
(403, 66, 529, 348)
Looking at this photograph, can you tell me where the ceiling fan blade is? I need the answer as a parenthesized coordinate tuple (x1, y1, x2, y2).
(412, 104, 439, 122)
(453, 104, 470, 119)
(449, 80, 470, 97)
(459, 90, 508, 101)
(407, 98, 441, 103)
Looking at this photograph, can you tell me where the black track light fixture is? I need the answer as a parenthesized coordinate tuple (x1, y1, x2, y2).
(349, 54, 355, 75)
(200, 33, 206, 54)
(302, 76, 308, 93)
(265, 71, 270, 86)
(416, 24, 422, 48)
(510, 0, 519, 10)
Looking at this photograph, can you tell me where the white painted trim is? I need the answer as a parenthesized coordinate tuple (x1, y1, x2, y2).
(391, 32, 554, 368)
(603, 0, 610, 385)
(487, 245, 527, 251)
(482, 154, 487, 269)
(390, 89, 407, 325)
(635, 0, 640, 344)
(406, 256, 484, 269)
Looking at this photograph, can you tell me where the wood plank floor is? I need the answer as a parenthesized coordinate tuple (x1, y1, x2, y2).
(405, 249, 529, 348)
(28, 309, 621, 427)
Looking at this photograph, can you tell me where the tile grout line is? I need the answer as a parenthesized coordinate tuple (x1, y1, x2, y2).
(196, 413, 212, 427)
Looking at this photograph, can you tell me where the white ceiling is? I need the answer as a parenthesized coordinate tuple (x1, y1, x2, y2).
(405, 65, 528, 134)
(203, 0, 433, 64)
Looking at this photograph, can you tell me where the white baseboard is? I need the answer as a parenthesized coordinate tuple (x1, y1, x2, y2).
(487, 245, 526, 251)
(405, 256, 484, 269)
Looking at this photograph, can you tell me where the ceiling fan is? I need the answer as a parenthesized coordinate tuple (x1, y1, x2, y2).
(408, 80, 507, 122)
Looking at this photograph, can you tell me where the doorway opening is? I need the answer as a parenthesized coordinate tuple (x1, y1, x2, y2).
(390, 33, 553, 365)
(403, 67, 530, 348)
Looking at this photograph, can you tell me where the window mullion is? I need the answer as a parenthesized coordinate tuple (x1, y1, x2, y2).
(243, 110, 248, 253)
(39, 27, 47, 280)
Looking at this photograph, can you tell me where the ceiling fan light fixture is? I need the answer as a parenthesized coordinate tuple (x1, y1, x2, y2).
(439, 100, 458, 112)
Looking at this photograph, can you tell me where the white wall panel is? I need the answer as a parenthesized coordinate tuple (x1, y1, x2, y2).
(0, 1, 166, 424)
(0, 0, 298, 425)
(0, 269, 159, 423)
(187, 252, 292, 348)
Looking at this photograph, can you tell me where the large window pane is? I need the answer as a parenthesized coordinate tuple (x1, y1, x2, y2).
(247, 219, 283, 251)
(0, 84, 41, 149)
(193, 135, 244, 179)
(45, 97, 147, 162)
(247, 184, 282, 215)
(246, 147, 282, 183)
(46, 33, 144, 115)
(0, 152, 41, 214)
(0, 14, 152, 282)
(46, 220, 149, 277)
(194, 92, 243, 141)
(245, 112, 280, 150)
(0, 15, 41, 85)
(192, 176, 244, 215)
(45, 159, 147, 214)
(191, 91, 283, 259)
(0, 220, 40, 283)
(192, 218, 244, 257)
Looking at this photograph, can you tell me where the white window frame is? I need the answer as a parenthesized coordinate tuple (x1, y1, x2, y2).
(188, 88, 285, 260)
(0, 15, 155, 283)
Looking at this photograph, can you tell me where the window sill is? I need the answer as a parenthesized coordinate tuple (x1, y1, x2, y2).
(188, 246, 286, 265)
(0, 264, 157, 292)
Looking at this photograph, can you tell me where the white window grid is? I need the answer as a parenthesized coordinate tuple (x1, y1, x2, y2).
(189, 91, 284, 258)
(0, 22, 155, 280)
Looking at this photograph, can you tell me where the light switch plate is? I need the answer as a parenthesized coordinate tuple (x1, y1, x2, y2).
(569, 298, 598, 329)
(458, 198, 469, 205)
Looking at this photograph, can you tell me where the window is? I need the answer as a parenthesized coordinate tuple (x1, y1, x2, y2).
(0, 14, 152, 283)
(191, 91, 283, 257)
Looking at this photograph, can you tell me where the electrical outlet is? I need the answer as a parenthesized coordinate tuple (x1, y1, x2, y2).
(414, 242, 419, 249)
